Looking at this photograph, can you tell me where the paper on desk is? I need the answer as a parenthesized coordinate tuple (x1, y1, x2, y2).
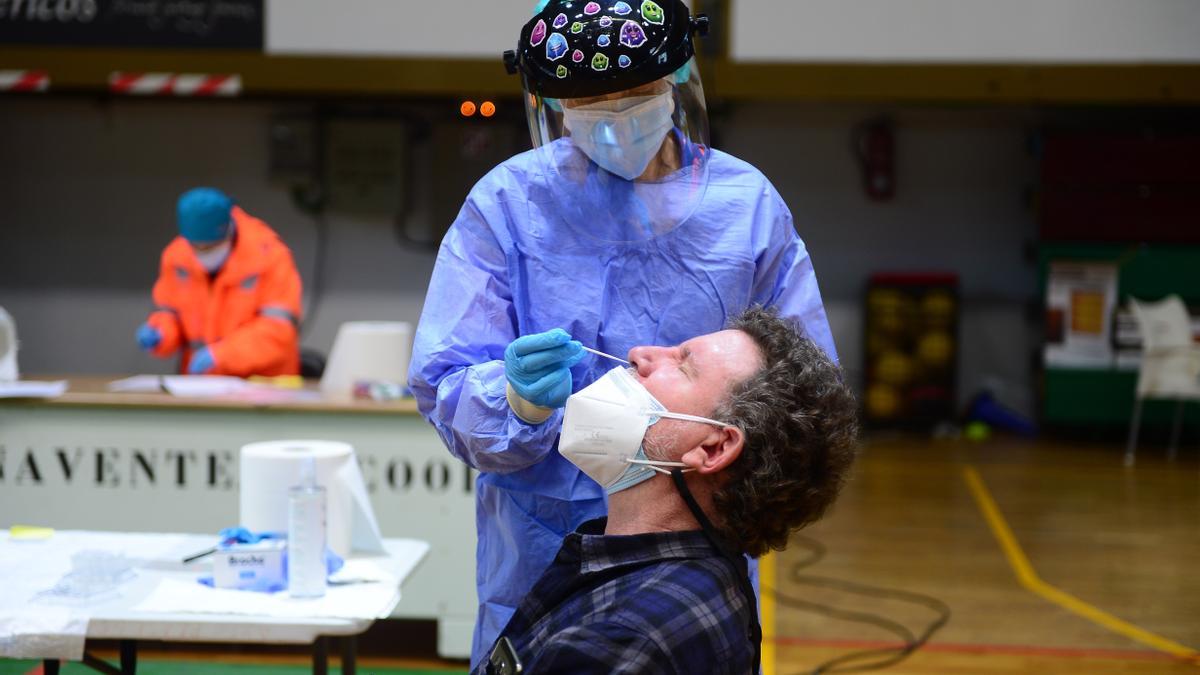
(132, 576, 400, 620)
(109, 376, 321, 404)
(0, 380, 67, 399)
(0, 608, 86, 659)
(108, 375, 249, 397)
(163, 376, 251, 398)
(108, 375, 167, 393)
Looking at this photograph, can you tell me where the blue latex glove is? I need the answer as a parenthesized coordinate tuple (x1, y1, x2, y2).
(219, 526, 284, 545)
(136, 323, 161, 351)
(189, 346, 216, 374)
(504, 328, 585, 409)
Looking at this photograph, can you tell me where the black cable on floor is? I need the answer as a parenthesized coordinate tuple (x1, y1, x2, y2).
(773, 534, 952, 674)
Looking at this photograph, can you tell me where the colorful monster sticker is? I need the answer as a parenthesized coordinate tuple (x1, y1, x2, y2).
(556, 64, 569, 79)
(613, 1, 632, 16)
(584, 1, 601, 15)
(640, 0, 664, 25)
(572, 49, 585, 63)
(599, 15, 612, 27)
(591, 52, 609, 71)
(571, 21, 584, 34)
(530, 19, 547, 47)
(618, 54, 632, 68)
(619, 20, 647, 48)
(552, 13, 568, 29)
(546, 32, 568, 61)
(597, 34, 611, 47)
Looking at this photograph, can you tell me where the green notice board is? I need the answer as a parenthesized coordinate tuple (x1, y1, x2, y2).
(1038, 243, 1200, 428)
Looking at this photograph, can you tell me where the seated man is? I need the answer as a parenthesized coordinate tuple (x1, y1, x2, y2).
(136, 187, 303, 376)
(477, 307, 859, 674)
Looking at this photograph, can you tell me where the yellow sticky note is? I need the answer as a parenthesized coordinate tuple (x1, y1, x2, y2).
(249, 375, 305, 389)
(10, 525, 54, 540)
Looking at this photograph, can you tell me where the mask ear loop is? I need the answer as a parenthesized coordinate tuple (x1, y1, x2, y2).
(624, 458, 691, 475)
(651, 410, 727, 426)
(670, 468, 762, 675)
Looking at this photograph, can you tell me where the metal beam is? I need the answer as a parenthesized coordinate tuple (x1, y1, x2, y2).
(2, 46, 1198, 103)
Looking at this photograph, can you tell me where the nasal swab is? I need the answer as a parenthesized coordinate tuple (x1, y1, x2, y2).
(581, 345, 629, 365)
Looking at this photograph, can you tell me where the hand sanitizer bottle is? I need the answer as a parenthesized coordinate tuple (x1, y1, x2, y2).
(288, 457, 327, 598)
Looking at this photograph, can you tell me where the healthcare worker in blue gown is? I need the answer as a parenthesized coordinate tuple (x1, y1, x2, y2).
(408, 0, 836, 666)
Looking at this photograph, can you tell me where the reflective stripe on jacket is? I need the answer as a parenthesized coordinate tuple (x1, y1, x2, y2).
(145, 206, 302, 376)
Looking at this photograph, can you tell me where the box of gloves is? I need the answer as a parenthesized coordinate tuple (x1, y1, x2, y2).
(212, 539, 287, 591)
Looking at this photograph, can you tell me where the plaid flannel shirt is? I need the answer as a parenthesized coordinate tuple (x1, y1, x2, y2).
(475, 517, 755, 674)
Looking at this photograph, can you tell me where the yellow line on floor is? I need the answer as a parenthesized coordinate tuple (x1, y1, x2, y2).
(761, 549, 777, 675)
(963, 465, 1198, 661)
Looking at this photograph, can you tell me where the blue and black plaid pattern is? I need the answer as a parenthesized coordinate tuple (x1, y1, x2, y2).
(476, 518, 754, 674)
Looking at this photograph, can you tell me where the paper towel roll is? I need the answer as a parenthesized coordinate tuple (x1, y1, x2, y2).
(0, 306, 18, 382)
(239, 440, 383, 558)
(320, 321, 413, 401)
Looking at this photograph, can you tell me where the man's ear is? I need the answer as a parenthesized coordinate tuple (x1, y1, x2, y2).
(681, 425, 744, 475)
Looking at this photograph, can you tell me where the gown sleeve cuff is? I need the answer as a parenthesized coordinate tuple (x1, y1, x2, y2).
(506, 383, 555, 425)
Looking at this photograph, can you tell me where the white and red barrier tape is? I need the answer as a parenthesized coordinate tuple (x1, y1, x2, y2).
(108, 72, 242, 97)
(0, 70, 49, 92)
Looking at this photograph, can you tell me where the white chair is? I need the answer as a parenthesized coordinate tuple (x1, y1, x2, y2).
(1125, 295, 1200, 466)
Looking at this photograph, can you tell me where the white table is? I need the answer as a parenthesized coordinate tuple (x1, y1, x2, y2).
(0, 531, 429, 675)
(0, 377, 476, 658)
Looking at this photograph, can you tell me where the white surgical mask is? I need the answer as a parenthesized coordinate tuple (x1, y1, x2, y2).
(193, 240, 232, 273)
(562, 91, 676, 181)
(559, 366, 727, 495)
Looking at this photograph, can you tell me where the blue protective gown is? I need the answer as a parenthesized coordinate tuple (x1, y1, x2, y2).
(408, 145, 836, 666)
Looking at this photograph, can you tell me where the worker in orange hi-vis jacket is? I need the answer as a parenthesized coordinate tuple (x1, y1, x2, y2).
(136, 187, 303, 377)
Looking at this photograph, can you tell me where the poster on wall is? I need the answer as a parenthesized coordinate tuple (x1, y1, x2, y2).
(1044, 261, 1118, 368)
(0, 0, 263, 49)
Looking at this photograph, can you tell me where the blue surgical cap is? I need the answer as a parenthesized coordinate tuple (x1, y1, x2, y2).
(177, 188, 233, 243)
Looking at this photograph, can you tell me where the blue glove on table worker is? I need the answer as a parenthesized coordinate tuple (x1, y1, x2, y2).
(136, 324, 161, 351)
(188, 346, 216, 375)
(504, 329, 585, 412)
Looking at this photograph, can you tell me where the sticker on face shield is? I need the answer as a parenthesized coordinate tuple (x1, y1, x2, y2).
(640, 0, 664, 25)
(613, 1, 632, 16)
(619, 20, 647, 48)
(571, 21, 583, 34)
(553, 13, 568, 29)
(530, 19, 547, 47)
(546, 32, 568, 61)
(600, 15, 612, 27)
(591, 52, 609, 71)
(556, 64, 569, 78)
(572, 49, 585, 63)
(598, 34, 611, 47)
(618, 54, 632, 68)
(584, 1, 601, 15)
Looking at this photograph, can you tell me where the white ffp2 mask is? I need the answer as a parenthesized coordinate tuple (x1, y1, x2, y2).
(559, 366, 727, 494)
(193, 240, 232, 273)
(562, 92, 676, 181)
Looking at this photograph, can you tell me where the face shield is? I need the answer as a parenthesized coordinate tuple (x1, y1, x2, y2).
(504, 1, 712, 242)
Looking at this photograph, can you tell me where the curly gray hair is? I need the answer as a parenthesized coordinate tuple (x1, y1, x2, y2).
(711, 306, 859, 557)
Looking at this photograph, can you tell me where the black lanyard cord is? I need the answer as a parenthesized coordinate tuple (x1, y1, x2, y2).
(671, 468, 762, 675)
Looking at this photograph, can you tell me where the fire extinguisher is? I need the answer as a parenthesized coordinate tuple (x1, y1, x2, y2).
(852, 118, 895, 202)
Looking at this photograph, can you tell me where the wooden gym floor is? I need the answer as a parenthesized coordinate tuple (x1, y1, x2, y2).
(767, 435, 1199, 674)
